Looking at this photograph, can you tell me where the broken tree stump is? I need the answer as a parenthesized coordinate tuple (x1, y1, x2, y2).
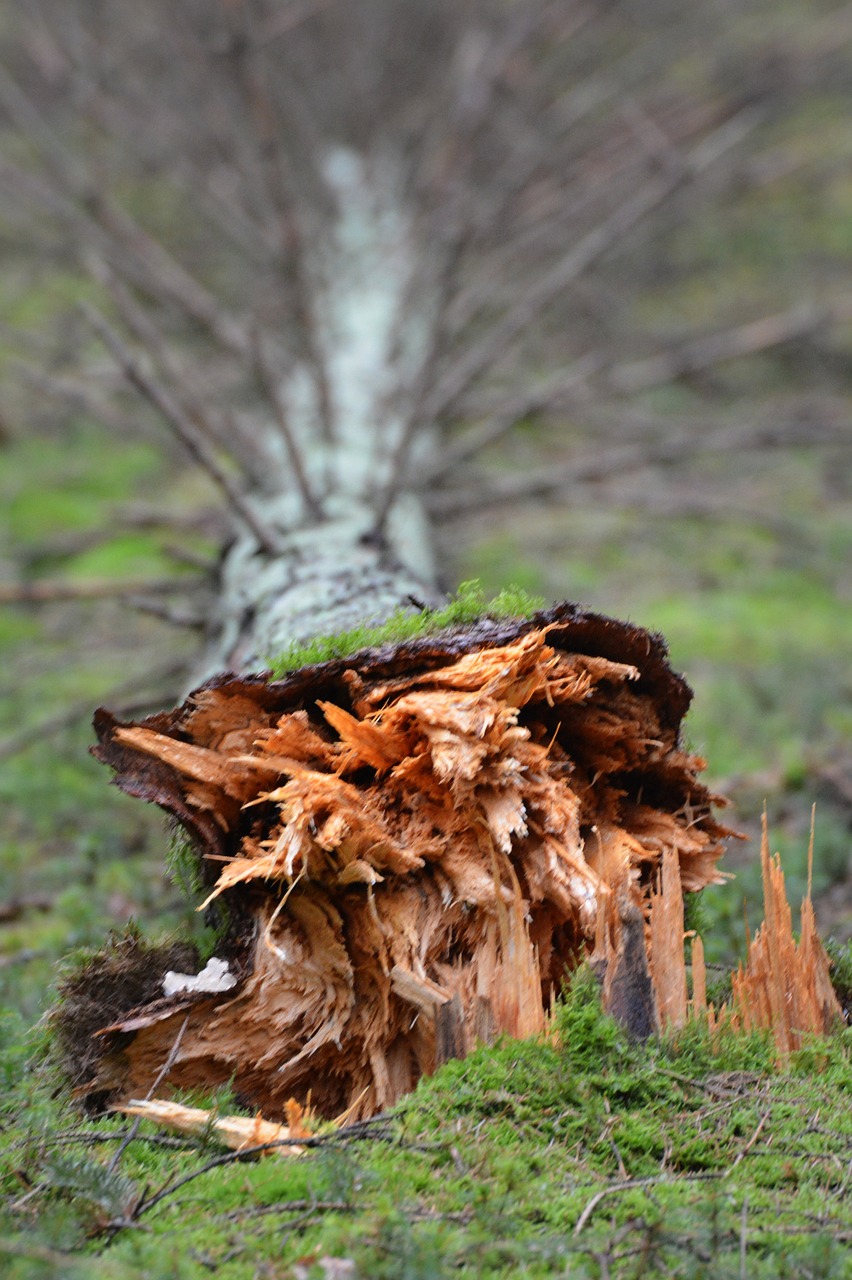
(58, 602, 733, 1119)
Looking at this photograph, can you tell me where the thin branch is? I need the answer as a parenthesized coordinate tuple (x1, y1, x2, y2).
(374, 13, 549, 526)
(14, 361, 133, 434)
(428, 417, 852, 515)
(421, 106, 762, 430)
(133, 1116, 393, 1221)
(605, 297, 852, 395)
(0, 66, 251, 357)
(89, 262, 273, 484)
(80, 302, 281, 556)
(0, 578, 193, 605)
(125, 598, 207, 629)
(428, 290, 852, 484)
(209, 5, 337, 447)
(108, 1017, 190, 1175)
(0, 658, 185, 763)
(574, 1171, 723, 1236)
(252, 329, 324, 520)
(426, 353, 606, 480)
(0, 896, 54, 924)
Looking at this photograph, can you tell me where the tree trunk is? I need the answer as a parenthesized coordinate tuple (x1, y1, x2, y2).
(10, 0, 839, 1121)
(61, 593, 733, 1119)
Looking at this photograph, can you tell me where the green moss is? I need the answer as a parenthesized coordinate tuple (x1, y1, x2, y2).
(2, 968, 850, 1278)
(267, 579, 545, 677)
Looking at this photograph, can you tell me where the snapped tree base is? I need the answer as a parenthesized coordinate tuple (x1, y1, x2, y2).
(58, 603, 735, 1119)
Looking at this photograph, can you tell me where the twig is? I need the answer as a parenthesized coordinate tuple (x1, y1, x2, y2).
(80, 302, 281, 556)
(0, 896, 53, 924)
(0, 69, 250, 357)
(252, 329, 323, 519)
(420, 106, 762, 429)
(425, 353, 606, 479)
(374, 14, 549, 525)
(134, 1115, 396, 1220)
(728, 1111, 771, 1172)
(0, 578, 192, 605)
(574, 1172, 723, 1236)
(133, 1138, 318, 1219)
(739, 1197, 749, 1280)
(0, 658, 185, 763)
(93, 264, 272, 486)
(429, 416, 852, 514)
(0, 948, 48, 970)
(108, 1017, 190, 1175)
(605, 297, 852, 395)
(126, 598, 207, 629)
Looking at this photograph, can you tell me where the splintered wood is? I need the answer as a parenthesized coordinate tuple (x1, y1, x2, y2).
(727, 813, 840, 1052)
(87, 605, 732, 1119)
(658, 813, 841, 1055)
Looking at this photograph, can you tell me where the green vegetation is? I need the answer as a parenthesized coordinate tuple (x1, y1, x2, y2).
(1, 970, 849, 1278)
(267, 580, 544, 677)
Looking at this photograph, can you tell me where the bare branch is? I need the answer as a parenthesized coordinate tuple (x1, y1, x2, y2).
(425, 353, 606, 481)
(252, 330, 324, 520)
(0, 65, 252, 356)
(124, 598, 207, 629)
(374, 11, 559, 526)
(189, 4, 337, 447)
(0, 658, 185, 763)
(428, 416, 852, 516)
(0, 578, 194, 605)
(421, 106, 762, 430)
(605, 298, 852, 396)
(90, 262, 273, 485)
(428, 290, 852, 484)
(80, 302, 282, 555)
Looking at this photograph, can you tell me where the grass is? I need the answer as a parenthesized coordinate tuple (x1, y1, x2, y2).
(1, 970, 849, 1279)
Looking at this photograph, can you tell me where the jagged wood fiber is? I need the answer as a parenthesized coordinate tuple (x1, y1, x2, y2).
(77, 603, 732, 1120)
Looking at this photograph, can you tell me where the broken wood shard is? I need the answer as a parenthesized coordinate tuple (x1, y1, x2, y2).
(647, 810, 841, 1056)
(729, 812, 842, 1053)
(112, 1098, 311, 1157)
(74, 603, 732, 1119)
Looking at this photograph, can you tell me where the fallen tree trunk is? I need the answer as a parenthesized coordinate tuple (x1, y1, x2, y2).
(59, 602, 732, 1119)
(14, 1, 838, 1127)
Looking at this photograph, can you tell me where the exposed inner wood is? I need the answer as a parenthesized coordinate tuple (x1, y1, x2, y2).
(85, 604, 733, 1120)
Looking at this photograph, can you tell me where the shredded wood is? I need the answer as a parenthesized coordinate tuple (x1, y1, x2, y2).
(86, 606, 735, 1119)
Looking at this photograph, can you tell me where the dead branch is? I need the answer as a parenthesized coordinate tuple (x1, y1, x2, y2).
(0, 578, 193, 605)
(251, 330, 324, 519)
(418, 108, 762, 433)
(574, 1172, 724, 1236)
(605, 297, 852, 396)
(0, 658, 185, 763)
(429, 416, 852, 515)
(80, 302, 282, 556)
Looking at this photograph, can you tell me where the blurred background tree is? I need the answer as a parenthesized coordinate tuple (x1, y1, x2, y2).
(0, 0, 850, 1015)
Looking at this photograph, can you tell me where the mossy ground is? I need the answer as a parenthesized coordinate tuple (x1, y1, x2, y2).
(1, 972, 850, 1279)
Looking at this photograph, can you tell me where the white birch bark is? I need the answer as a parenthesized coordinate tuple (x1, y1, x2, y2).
(192, 151, 445, 684)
